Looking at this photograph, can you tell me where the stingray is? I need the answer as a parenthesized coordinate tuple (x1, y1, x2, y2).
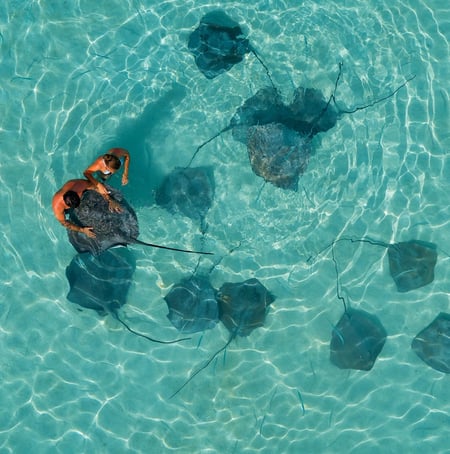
(330, 308, 387, 371)
(228, 69, 414, 141)
(327, 240, 387, 370)
(164, 242, 244, 334)
(164, 275, 219, 334)
(66, 247, 136, 314)
(246, 122, 312, 190)
(155, 166, 214, 233)
(319, 237, 438, 293)
(387, 240, 437, 292)
(186, 86, 328, 190)
(186, 64, 415, 190)
(218, 278, 275, 336)
(188, 10, 274, 84)
(230, 86, 339, 143)
(411, 312, 450, 374)
(66, 247, 189, 344)
(186, 85, 334, 188)
(229, 86, 332, 190)
(67, 186, 212, 256)
(170, 278, 275, 397)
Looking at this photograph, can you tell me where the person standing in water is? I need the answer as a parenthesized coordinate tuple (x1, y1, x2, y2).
(52, 179, 121, 238)
(83, 147, 130, 197)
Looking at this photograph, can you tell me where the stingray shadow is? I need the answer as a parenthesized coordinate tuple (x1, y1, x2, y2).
(103, 83, 187, 206)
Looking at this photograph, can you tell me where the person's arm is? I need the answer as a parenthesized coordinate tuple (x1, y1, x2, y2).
(55, 211, 96, 238)
(83, 159, 100, 185)
(52, 196, 96, 238)
(62, 220, 96, 238)
(83, 158, 110, 196)
(109, 148, 130, 185)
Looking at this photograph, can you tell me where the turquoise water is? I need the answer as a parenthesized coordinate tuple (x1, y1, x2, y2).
(1, 0, 449, 452)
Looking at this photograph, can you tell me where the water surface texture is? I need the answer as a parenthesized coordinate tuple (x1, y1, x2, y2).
(1, 1, 449, 452)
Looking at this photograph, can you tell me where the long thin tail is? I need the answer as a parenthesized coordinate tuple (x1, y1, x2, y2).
(331, 241, 348, 314)
(250, 47, 276, 90)
(307, 236, 389, 263)
(186, 125, 233, 168)
(132, 238, 213, 255)
(113, 312, 191, 344)
(170, 334, 234, 398)
(310, 236, 390, 313)
(334, 65, 416, 115)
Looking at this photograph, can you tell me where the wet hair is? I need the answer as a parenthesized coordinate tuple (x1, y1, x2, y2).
(63, 190, 81, 208)
(103, 153, 121, 170)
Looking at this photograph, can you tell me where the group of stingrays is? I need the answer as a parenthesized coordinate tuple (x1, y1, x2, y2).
(62, 9, 449, 402)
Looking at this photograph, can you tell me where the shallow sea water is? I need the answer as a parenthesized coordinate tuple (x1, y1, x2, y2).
(1, 0, 449, 452)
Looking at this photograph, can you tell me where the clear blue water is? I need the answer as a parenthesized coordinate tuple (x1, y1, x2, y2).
(1, 1, 449, 452)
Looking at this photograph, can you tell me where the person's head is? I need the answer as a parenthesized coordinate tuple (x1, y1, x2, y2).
(103, 153, 121, 171)
(63, 190, 81, 208)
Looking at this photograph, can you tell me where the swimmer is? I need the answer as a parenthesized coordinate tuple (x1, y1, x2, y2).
(52, 179, 121, 238)
(83, 147, 130, 197)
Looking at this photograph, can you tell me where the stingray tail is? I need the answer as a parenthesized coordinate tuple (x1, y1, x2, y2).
(112, 312, 191, 344)
(170, 334, 234, 398)
(132, 238, 213, 255)
(186, 125, 233, 168)
(319, 236, 389, 313)
(333, 63, 416, 115)
(308, 235, 390, 314)
(305, 63, 415, 138)
(331, 241, 348, 313)
(307, 236, 388, 263)
(302, 62, 345, 139)
(250, 47, 276, 90)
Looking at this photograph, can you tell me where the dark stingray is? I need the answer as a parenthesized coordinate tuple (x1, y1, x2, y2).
(230, 86, 339, 142)
(228, 71, 414, 142)
(186, 65, 414, 190)
(164, 275, 219, 334)
(218, 278, 275, 336)
(412, 312, 450, 374)
(66, 247, 188, 344)
(155, 166, 214, 233)
(387, 240, 437, 293)
(324, 237, 438, 293)
(330, 308, 387, 371)
(230, 86, 333, 190)
(187, 86, 329, 190)
(170, 278, 275, 397)
(188, 10, 273, 84)
(67, 186, 212, 256)
(328, 240, 387, 371)
(289, 86, 340, 136)
(187, 85, 335, 189)
(66, 247, 136, 314)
